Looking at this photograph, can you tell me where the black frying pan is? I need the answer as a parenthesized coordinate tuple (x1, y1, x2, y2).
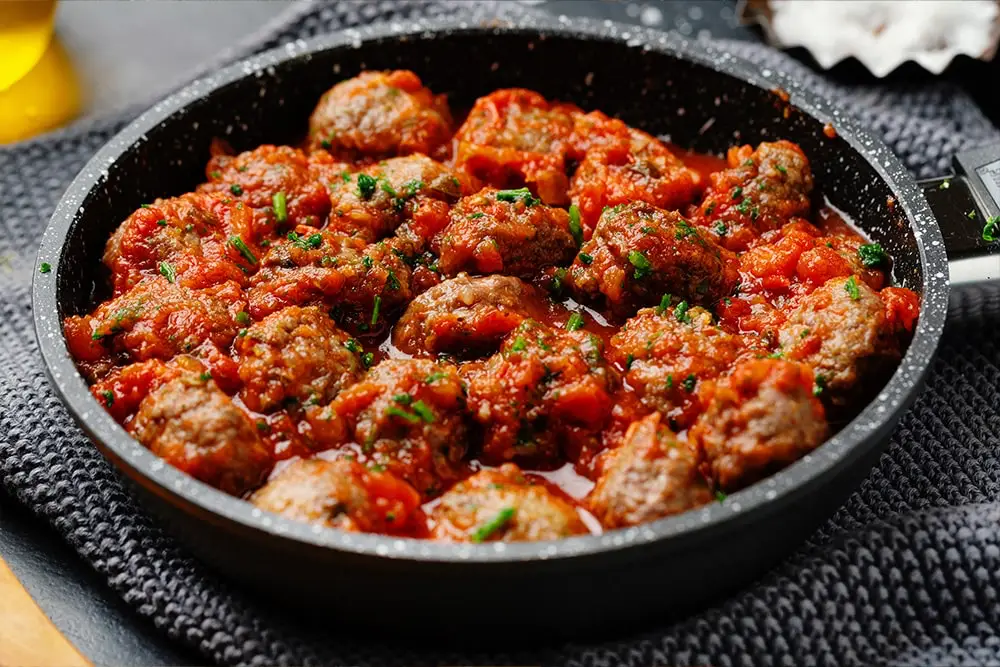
(31, 15, 1000, 641)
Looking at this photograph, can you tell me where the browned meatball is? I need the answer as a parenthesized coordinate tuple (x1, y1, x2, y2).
(246, 228, 413, 332)
(589, 412, 712, 528)
(236, 306, 363, 413)
(778, 275, 901, 407)
(198, 145, 332, 227)
(690, 359, 828, 492)
(691, 140, 814, 252)
(434, 187, 577, 280)
(568, 202, 738, 316)
(393, 274, 553, 358)
(326, 154, 470, 245)
(307, 70, 453, 159)
(429, 464, 588, 542)
(609, 302, 745, 428)
(453, 89, 580, 205)
(308, 359, 470, 497)
(464, 320, 616, 464)
(250, 458, 423, 534)
(103, 192, 256, 296)
(130, 374, 272, 495)
(569, 111, 701, 237)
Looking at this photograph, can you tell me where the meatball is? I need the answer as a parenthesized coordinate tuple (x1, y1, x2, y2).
(570, 112, 701, 237)
(453, 88, 579, 205)
(326, 154, 470, 244)
(691, 140, 814, 252)
(464, 320, 616, 464)
(64, 277, 244, 368)
(131, 375, 273, 496)
(236, 306, 363, 413)
(198, 145, 332, 228)
(103, 192, 256, 295)
(309, 359, 470, 497)
(568, 202, 738, 315)
(589, 412, 712, 528)
(393, 274, 552, 357)
(307, 70, 453, 159)
(609, 302, 745, 428)
(429, 464, 588, 542)
(250, 458, 422, 535)
(690, 359, 828, 491)
(434, 188, 577, 279)
(247, 228, 413, 331)
(777, 276, 901, 406)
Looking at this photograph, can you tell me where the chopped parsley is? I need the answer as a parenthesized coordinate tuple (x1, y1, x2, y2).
(674, 300, 691, 324)
(100, 390, 114, 407)
(344, 339, 362, 354)
(272, 191, 288, 223)
(357, 173, 377, 199)
(665, 374, 674, 389)
(288, 231, 322, 250)
(470, 506, 516, 543)
(198, 372, 212, 382)
(362, 255, 374, 270)
(813, 374, 827, 397)
(844, 275, 861, 301)
(371, 295, 382, 327)
(715, 490, 727, 502)
(731, 186, 743, 200)
(656, 293, 672, 315)
(775, 164, 787, 174)
(229, 184, 243, 196)
(495, 187, 540, 206)
(510, 336, 528, 352)
(38, 262, 51, 274)
(228, 236, 257, 264)
(578, 252, 593, 265)
(625, 353, 635, 370)
(566, 312, 585, 331)
(938, 179, 951, 190)
(235, 311, 250, 325)
(857, 243, 886, 268)
(361, 352, 374, 368)
(628, 250, 651, 280)
(158, 261, 177, 283)
(983, 216, 1000, 243)
(675, 219, 699, 240)
(568, 204, 584, 246)
(156, 219, 167, 227)
(682, 373, 697, 393)
(713, 221, 727, 237)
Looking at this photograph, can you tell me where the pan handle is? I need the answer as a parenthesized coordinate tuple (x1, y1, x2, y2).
(919, 142, 1000, 286)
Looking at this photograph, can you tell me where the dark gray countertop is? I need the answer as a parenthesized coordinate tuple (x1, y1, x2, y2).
(3, 1, 996, 664)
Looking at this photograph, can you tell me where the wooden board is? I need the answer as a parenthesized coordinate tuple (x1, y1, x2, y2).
(0, 555, 90, 667)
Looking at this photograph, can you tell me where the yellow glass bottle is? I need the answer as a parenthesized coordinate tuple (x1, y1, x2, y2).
(0, 0, 81, 144)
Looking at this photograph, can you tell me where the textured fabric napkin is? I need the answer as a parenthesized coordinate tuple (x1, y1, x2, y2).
(3, 1, 1000, 665)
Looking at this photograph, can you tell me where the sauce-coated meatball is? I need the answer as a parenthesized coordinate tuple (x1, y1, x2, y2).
(465, 321, 616, 464)
(568, 202, 738, 315)
(309, 359, 470, 497)
(589, 412, 712, 528)
(236, 306, 363, 413)
(691, 140, 814, 252)
(429, 464, 588, 542)
(690, 359, 827, 491)
(777, 276, 901, 407)
(250, 458, 422, 535)
(307, 70, 453, 159)
(434, 187, 576, 279)
(569, 111, 701, 237)
(326, 154, 470, 244)
(609, 302, 745, 428)
(131, 374, 273, 495)
(393, 274, 553, 357)
(198, 145, 332, 227)
(103, 192, 256, 295)
(454, 88, 579, 205)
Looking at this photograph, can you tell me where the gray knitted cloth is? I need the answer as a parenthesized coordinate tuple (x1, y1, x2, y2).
(3, 1, 1000, 665)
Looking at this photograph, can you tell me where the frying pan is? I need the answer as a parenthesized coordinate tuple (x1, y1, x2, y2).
(31, 14, 1000, 640)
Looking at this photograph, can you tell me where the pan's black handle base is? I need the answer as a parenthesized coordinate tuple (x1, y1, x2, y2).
(920, 142, 1000, 285)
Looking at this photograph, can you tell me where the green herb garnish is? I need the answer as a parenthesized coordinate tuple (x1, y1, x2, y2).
(656, 293, 672, 315)
(362, 352, 374, 368)
(228, 236, 257, 264)
(628, 251, 651, 280)
(682, 374, 697, 393)
(713, 221, 727, 237)
(235, 311, 250, 325)
(566, 312, 585, 331)
(371, 295, 382, 326)
(495, 187, 540, 206)
(386, 406, 421, 424)
(675, 300, 691, 324)
(411, 400, 435, 423)
(858, 243, 887, 268)
(39, 262, 51, 274)
(578, 252, 593, 265)
(272, 191, 288, 223)
(100, 390, 114, 407)
(344, 339, 362, 354)
(983, 216, 1000, 243)
(844, 275, 860, 301)
(470, 506, 516, 543)
(158, 261, 176, 283)
(568, 204, 583, 246)
(229, 184, 243, 196)
(357, 173, 377, 199)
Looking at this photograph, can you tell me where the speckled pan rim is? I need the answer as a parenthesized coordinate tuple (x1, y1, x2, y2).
(33, 11, 948, 564)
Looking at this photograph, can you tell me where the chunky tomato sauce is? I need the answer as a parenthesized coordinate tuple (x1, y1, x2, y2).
(65, 70, 920, 543)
